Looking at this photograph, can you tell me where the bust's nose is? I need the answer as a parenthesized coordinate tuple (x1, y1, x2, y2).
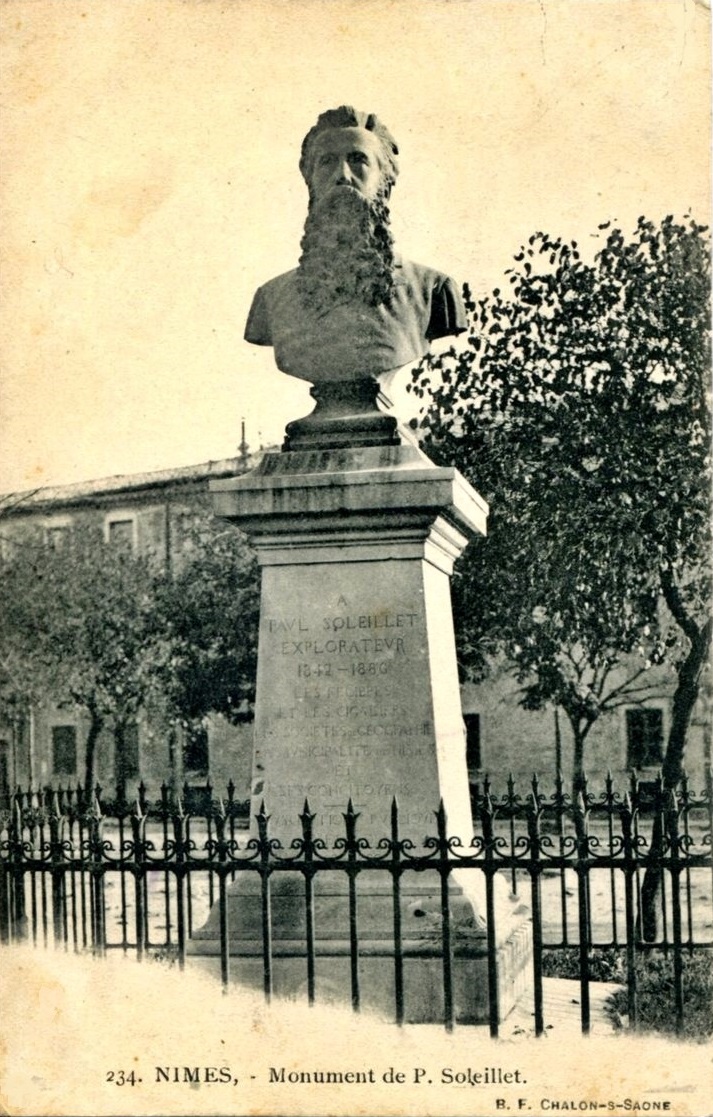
(333, 159, 353, 187)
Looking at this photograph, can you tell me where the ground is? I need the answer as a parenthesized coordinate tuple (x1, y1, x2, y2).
(1, 945, 711, 1117)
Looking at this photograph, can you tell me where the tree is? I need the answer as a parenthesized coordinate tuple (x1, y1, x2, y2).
(0, 626, 43, 791)
(0, 512, 261, 797)
(0, 525, 162, 795)
(411, 216, 711, 812)
(150, 513, 260, 757)
(0, 491, 44, 788)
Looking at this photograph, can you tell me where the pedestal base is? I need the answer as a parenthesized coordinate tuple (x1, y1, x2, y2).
(188, 872, 533, 1024)
(189, 936, 533, 1025)
(282, 377, 405, 451)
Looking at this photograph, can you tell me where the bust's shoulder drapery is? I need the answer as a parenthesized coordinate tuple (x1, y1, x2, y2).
(244, 261, 466, 382)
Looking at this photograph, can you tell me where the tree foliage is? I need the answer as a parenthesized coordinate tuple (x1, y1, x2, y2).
(412, 215, 711, 790)
(151, 513, 260, 729)
(0, 526, 162, 789)
(0, 514, 260, 791)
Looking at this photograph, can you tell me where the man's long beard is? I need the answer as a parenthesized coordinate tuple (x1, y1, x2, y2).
(297, 187, 396, 317)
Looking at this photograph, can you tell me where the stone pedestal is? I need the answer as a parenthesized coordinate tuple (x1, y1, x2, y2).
(217, 443, 485, 847)
(189, 443, 532, 1022)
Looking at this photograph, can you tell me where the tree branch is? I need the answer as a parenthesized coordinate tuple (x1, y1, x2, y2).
(602, 687, 672, 712)
(599, 664, 659, 705)
(659, 564, 699, 643)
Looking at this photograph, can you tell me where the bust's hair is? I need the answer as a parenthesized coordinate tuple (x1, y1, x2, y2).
(299, 106, 400, 194)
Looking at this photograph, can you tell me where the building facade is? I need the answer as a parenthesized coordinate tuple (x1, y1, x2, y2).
(460, 661, 711, 796)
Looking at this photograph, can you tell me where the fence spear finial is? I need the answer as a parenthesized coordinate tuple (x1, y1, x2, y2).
(435, 798, 448, 842)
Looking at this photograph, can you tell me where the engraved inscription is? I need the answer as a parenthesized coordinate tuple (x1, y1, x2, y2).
(258, 600, 434, 832)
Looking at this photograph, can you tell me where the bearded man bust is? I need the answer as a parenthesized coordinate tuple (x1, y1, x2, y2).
(244, 106, 466, 448)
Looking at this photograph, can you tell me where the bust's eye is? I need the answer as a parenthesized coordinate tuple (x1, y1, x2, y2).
(349, 152, 369, 166)
(318, 153, 335, 167)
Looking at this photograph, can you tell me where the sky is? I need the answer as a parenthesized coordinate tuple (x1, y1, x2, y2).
(0, 0, 710, 494)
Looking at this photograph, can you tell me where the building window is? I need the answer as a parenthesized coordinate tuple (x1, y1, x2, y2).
(115, 721, 140, 785)
(464, 713, 482, 770)
(45, 525, 71, 550)
(105, 515, 137, 553)
(626, 708, 664, 769)
(52, 725, 77, 777)
(184, 726, 209, 776)
(174, 511, 196, 548)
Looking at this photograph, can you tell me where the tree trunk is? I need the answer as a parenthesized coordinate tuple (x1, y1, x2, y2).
(167, 724, 179, 794)
(570, 720, 590, 798)
(554, 706, 563, 776)
(83, 710, 103, 806)
(114, 721, 127, 805)
(640, 615, 712, 941)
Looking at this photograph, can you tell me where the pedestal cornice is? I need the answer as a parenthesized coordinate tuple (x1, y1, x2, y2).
(210, 446, 488, 558)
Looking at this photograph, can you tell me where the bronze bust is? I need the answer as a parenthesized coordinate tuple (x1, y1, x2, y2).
(244, 107, 466, 448)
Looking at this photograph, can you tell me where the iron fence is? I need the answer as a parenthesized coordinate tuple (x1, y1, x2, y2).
(1, 771, 711, 1037)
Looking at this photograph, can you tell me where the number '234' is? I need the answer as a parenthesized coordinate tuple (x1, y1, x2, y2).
(106, 1070, 140, 1086)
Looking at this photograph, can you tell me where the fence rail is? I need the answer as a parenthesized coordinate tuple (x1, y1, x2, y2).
(1, 771, 711, 1036)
